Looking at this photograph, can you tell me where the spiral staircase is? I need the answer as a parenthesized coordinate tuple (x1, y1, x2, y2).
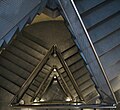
(0, 0, 120, 109)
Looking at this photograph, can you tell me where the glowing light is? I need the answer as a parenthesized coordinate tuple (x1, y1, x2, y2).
(96, 98, 101, 104)
(33, 99, 38, 102)
(53, 68, 57, 72)
(32, 103, 40, 105)
(54, 80, 57, 83)
(40, 98, 45, 102)
(66, 97, 71, 102)
(54, 76, 57, 79)
(19, 99, 25, 105)
(77, 103, 82, 105)
(53, 53, 57, 57)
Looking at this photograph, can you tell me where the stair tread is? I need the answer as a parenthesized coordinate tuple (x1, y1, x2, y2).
(6, 45, 39, 66)
(75, 0, 106, 14)
(1, 50, 35, 72)
(12, 40, 44, 60)
(17, 35, 48, 55)
(0, 76, 19, 94)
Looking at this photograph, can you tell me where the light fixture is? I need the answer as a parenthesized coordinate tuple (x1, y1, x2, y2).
(66, 97, 71, 102)
(19, 99, 25, 105)
(54, 76, 57, 79)
(54, 80, 57, 83)
(33, 99, 38, 103)
(40, 98, 45, 102)
(53, 68, 57, 72)
(53, 53, 57, 57)
(96, 98, 101, 104)
(75, 102, 82, 105)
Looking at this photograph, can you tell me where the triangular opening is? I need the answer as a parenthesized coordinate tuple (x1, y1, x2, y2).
(11, 45, 84, 106)
(37, 75, 71, 103)
(32, 69, 73, 104)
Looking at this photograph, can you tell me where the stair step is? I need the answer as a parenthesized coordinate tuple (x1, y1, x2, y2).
(22, 31, 49, 50)
(89, 12, 120, 43)
(83, 1, 120, 29)
(0, 85, 15, 96)
(100, 44, 120, 70)
(66, 80, 74, 88)
(65, 53, 81, 67)
(41, 67, 50, 74)
(110, 76, 120, 92)
(0, 55, 43, 89)
(0, 76, 19, 94)
(82, 85, 96, 97)
(85, 90, 99, 103)
(0, 66, 24, 86)
(6, 45, 39, 66)
(1, 50, 35, 72)
(29, 84, 38, 92)
(58, 59, 84, 75)
(70, 60, 85, 73)
(64, 76, 70, 82)
(44, 64, 52, 71)
(62, 45, 78, 59)
(0, 66, 40, 98)
(114, 89, 120, 102)
(17, 35, 48, 55)
(75, 0, 106, 14)
(73, 66, 88, 80)
(26, 89, 35, 97)
(0, 57, 30, 79)
(59, 38, 75, 53)
(95, 28, 120, 56)
(79, 79, 94, 92)
(35, 75, 44, 83)
(59, 68, 65, 74)
(77, 73, 90, 86)
(32, 80, 42, 87)
(12, 40, 44, 60)
(106, 60, 120, 80)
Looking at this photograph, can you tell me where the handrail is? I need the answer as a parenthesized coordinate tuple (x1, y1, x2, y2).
(12, 103, 116, 109)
